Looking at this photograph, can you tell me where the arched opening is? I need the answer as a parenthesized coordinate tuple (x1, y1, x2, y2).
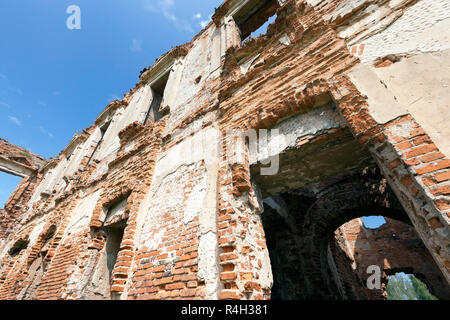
(332, 216, 449, 300)
(260, 168, 450, 300)
(8, 238, 29, 257)
(246, 98, 449, 300)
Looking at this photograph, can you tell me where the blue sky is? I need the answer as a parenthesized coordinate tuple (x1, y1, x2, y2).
(362, 216, 387, 229)
(0, 0, 279, 207)
(0, 0, 224, 206)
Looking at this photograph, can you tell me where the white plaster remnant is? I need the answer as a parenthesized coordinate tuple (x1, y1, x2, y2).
(144, 228, 166, 251)
(279, 34, 291, 46)
(28, 221, 45, 247)
(348, 64, 408, 124)
(184, 174, 207, 224)
(345, 0, 450, 63)
(65, 190, 102, 237)
(350, 49, 450, 158)
(240, 54, 261, 75)
(259, 249, 274, 290)
(198, 231, 220, 299)
(0, 240, 13, 262)
(251, 104, 346, 164)
(104, 198, 127, 225)
(305, 0, 325, 6)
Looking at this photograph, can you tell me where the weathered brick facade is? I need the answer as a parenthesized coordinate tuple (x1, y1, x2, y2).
(0, 0, 449, 300)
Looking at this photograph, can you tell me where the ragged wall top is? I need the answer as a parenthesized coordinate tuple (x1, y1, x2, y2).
(0, 0, 449, 300)
(0, 138, 46, 178)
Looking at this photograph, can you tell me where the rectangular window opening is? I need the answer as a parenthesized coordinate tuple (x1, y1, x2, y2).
(105, 220, 127, 280)
(144, 70, 170, 124)
(101, 197, 129, 299)
(87, 121, 111, 165)
(233, 0, 278, 45)
(0, 171, 23, 208)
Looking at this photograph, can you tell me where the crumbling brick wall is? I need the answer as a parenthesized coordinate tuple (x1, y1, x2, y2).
(335, 217, 450, 300)
(0, 0, 449, 300)
(0, 138, 46, 174)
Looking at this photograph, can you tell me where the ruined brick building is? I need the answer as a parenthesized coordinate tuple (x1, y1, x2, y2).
(0, 0, 449, 300)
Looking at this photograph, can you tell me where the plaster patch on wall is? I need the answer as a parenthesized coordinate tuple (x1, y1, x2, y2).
(0, 240, 13, 261)
(144, 228, 166, 251)
(138, 161, 206, 253)
(183, 174, 207, 225)
(240, 54, 261, 75)
(279, 34, 291, 46)
(350, 0, 450, 63)
(259, 248, 274, 290)
(28, 221, 45, 247)
(198, 231, 220, 299)
(104, 198, 127, 225)
(252, 103, 345, 164)
(65, 190, 102, 237)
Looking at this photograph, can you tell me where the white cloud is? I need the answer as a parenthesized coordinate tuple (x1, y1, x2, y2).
(199, 14, 212, 29)
(9, 87, 23, 95)
(107, 94, 120, 102)
(130, 39, 143, 52)
(200, 19, 210, 28)
(8, 116, 21, 126)
(193, 11, 212, 29)
(52, 91, 61, 96)
(38, 100, 47, 107)
(0, 101, 10, 108)
(39, 126, 53, 138)
(143, 0, 174, 12)
(142, 0, 194, 33)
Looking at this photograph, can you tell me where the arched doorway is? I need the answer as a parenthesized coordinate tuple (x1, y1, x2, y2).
(261, 168, 450, 300)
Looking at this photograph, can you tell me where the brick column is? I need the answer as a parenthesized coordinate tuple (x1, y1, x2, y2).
(216, 132, 273, 300)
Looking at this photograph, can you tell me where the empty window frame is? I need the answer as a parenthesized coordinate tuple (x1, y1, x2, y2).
(143, 70, 170, 124)
(105, 220, 126, 279)
(8, 239, 29, 257)
(232, 0, 278, 44)
(87, 121, 111, 165)
(101, 197, 129, 277)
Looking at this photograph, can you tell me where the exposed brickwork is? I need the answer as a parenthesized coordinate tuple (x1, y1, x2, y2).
(336, 218, 450, 300)
(0, 0, 449, 300)
(0, 138, 46, 172)
(127, 161, 206, 300)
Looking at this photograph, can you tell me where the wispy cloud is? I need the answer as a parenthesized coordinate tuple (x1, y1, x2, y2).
(8, 116, 21, 126)
(38, 100, 47, 107)
(0, 74, 7, 81)
(39, 126, 53, 138)
(52, 91, 61, 96)
(199, 16, 212, 29)
(142, 0, 194, 33)
(0, 101, 10, 108)
(9, 87, 23, 95)
(193, 12, 212, 29)
(130, 39, 143, 52)
(107, 94, 120, 103)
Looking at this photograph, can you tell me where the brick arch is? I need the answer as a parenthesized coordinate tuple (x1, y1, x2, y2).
(299, 173, 410, 299)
